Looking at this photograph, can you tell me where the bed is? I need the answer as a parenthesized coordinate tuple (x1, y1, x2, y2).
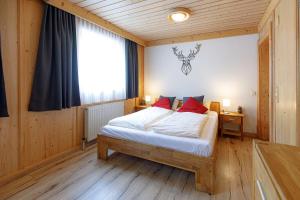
(97, 101, 220, 194)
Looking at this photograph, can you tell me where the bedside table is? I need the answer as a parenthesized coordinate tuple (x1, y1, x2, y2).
(220, 112, 244, 140)
(135, 105, 150, 112)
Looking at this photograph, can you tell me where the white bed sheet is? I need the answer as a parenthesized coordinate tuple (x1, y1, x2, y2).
(99, 111, 218, 157)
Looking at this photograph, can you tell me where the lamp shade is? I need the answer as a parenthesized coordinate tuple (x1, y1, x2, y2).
(168, 8, 191, 23)
(222, 99, 231, 107)
(145, 95, 151, 103)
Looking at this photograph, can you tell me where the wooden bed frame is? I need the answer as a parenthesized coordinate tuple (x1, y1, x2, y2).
(97, 102, 220, 194)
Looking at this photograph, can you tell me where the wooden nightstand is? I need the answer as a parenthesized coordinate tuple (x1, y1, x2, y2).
(220, 112, 244, 140)
(135, 105, 150, 112)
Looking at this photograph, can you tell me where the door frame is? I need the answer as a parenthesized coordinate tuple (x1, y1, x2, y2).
(297, 0, 300, 146)
(258, 21, 275, 142)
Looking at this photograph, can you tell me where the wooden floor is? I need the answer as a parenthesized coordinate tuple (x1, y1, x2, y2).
(0, 137, 252, 200)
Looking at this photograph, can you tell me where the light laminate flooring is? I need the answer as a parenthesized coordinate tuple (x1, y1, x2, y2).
(0, 137, 253, 200)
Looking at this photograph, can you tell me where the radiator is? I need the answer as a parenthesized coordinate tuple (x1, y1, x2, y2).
(84, 101, 124, 142)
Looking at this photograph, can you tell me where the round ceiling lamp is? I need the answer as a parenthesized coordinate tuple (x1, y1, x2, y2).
(168, 7, 191, 23)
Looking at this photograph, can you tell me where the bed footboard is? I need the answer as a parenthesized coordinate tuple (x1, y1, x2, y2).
(97, 137, 108, 160)
(195, 160, 215, 193)
(97, 134, 216, 194)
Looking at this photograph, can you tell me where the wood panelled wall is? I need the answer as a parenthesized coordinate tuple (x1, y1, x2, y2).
(0, 0, 144, 183)
(0, 0, 19, 178)
(274, 0, 298, 146)
(258, 0, 299, 146)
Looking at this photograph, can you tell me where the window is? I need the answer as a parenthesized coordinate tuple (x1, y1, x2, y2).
(76, 18, 126, 104)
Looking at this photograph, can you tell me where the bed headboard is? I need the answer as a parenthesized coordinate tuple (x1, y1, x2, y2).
(209, 101, 220, 115)
(177, 100, 183, 108)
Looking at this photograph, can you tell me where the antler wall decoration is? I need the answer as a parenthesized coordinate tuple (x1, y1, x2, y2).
(172, 43, 202, 75)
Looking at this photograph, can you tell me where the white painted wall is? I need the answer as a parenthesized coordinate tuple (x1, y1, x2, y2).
(145, 34, 258, 133)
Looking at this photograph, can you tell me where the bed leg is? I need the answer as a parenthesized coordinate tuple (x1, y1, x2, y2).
(97, 137, 108, 160)
(195, 163, 214, 194)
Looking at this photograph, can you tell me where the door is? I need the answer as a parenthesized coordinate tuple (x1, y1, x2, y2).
(258, 37, 270, 141)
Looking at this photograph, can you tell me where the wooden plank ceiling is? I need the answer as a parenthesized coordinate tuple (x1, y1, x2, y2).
(69, 0, 271, 42)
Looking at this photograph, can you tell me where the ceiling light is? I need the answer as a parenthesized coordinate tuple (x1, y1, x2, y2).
(168, 7, 191, 23)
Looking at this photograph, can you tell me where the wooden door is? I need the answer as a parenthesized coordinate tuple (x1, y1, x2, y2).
(258, 38, 270, 141)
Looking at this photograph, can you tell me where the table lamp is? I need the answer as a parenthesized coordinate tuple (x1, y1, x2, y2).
(145, 95, 151, 105)
(222, 99, 231, 114)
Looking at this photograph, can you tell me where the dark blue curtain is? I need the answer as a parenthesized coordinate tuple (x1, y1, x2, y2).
(0, 35, 9, 117)
(29, 5, 80, 111)
(125, 39, 138, 99)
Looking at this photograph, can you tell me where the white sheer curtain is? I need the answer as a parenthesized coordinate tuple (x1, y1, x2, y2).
(76, 18, 126, 104)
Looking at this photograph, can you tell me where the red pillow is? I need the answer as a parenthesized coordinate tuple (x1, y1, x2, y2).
(178, 97, 208, 114)
(152, 98, 171, 109)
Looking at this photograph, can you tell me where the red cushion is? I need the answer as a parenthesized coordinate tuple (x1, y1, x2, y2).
(178, 97, 208, 114)
(152, 97, 171, 109)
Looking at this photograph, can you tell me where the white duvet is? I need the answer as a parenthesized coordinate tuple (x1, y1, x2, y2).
(150, 112, 208, 138)
(108, 107, 173, 130)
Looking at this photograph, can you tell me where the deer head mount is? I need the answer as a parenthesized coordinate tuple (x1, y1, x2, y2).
(172, 43, 202, 75)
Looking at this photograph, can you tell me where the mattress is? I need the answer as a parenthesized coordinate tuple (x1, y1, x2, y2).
(99, 111, 218, 157)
